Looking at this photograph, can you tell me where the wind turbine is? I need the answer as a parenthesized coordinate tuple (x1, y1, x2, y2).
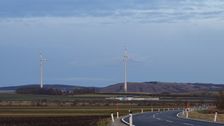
(40, 52, 47, 88)
(123, 48, 128, 93)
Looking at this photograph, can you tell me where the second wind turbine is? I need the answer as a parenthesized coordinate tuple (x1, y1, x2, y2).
(123, 48, 128, 93)
(40, 52, 47, 89)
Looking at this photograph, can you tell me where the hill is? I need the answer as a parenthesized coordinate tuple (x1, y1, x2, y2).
(0, 84, 87, 91)
(1, 82, 224, 94)
(99, 82, 224, 94)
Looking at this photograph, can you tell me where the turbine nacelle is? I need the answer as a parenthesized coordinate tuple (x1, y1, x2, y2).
(123, 48, 129, 62)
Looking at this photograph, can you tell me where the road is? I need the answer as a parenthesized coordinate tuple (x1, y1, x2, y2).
(124, 110, 224, 126)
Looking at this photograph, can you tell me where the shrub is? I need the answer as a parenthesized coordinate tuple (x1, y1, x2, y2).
(216, 91, 224, 110)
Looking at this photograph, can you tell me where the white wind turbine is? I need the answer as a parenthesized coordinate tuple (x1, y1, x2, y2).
(40, 52, 47, 88)
(123, 48, 128, 93)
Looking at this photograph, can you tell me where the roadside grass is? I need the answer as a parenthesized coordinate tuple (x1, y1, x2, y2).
(96, 118, 110, 126)
(189, 111, 224, 123)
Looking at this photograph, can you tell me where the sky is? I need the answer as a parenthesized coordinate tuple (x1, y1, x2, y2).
(1, 0, 224, 87)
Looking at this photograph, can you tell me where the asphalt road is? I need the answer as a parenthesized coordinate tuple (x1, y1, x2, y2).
(124, 110, 224, 126)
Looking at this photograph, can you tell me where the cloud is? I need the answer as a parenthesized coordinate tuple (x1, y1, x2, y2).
(0, 0, 224, 23)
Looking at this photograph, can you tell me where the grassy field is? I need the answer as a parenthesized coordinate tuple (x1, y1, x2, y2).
(189, 111, 224, 123)
(0, 92, 206, 126)
(0, 93, 112, 101)
(0, 106, 159, 117)
(0, 106, 115, 126)
(0, 105, 180, 126)
(0, 116, 108, 126)
(0, 106, 158, 126)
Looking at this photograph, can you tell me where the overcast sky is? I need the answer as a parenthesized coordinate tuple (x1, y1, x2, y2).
(1, 0, 224, 87)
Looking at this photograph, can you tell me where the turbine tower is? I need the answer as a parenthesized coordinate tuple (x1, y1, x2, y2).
(40, 52, 47, 88)
(123, 48, 128, 93)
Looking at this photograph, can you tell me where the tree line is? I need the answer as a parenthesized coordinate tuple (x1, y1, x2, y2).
(16, 87, 96, 95)
(216, 90, 224, 110)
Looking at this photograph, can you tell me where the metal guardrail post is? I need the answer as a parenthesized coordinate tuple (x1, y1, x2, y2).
(214, 112, 218, 122)
(129, 112, 133, 126)
(111, 112, 114, 123)
(186, 109, 189, 118)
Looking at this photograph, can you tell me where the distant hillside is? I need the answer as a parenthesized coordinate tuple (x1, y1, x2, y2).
(1, 82, 224, 94)
(99, 82, 224, 94)
(0, 84, 87, 91)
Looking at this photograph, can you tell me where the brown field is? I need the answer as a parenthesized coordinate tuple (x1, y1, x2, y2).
(0, 116, 107, 126)
(0, 106, 111, 126)
(0, 93, 210, 126)
(0, 106, 147, 126)
(0, 105, 171, 126)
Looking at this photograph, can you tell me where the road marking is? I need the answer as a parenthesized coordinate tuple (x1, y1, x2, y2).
(156, 118, 161, 121)
(183, 123, 194, 126)
(152, 114, 155, 118)
(166, 120, 173, 123)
